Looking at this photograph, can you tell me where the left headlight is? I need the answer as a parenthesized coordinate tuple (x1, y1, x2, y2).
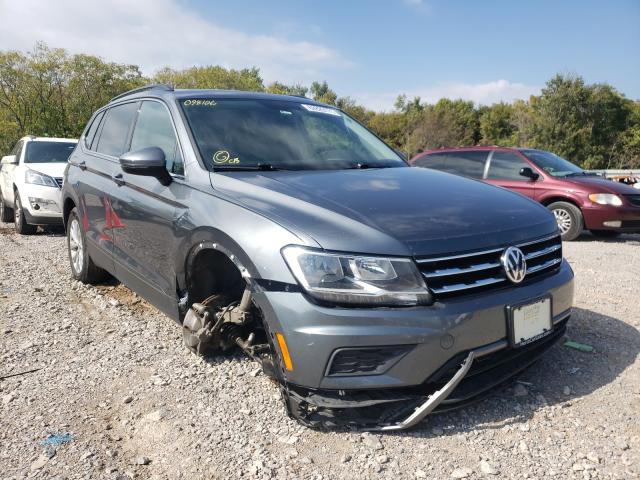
(588, 193, 622, 206)
(25, 169, 58, 187)
(282, 246, 431, 306)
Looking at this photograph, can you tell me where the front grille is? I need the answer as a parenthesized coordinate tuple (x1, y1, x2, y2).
(624, 194, 640, 207)
(416, 234, 562, 298)
(54, 177, 63, 188)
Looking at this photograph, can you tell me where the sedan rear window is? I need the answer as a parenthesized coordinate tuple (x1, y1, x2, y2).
(24, 141, 76, 163)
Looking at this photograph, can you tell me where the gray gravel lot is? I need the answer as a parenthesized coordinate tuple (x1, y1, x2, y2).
(0, 223, 638, 479)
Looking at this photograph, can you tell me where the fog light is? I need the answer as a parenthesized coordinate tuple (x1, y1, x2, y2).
(28, 197, 59, 212)
(603, 221, 621, 228)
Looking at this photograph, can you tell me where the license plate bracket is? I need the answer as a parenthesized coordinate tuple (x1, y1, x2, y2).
(506, 296, 552, 347)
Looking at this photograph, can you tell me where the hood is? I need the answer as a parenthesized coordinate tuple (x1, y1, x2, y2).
(210, 167, 557, 257)
(24, 162, 68, 178)
(563, 175, 640, 195)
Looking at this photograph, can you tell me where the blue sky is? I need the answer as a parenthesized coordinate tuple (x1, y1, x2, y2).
(1, 0, 638, 110)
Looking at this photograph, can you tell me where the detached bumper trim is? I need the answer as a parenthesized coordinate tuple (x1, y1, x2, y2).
(376, 351, 475, 431)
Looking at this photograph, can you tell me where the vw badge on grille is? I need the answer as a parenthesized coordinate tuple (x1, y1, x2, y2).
(501, 246, 527, 284)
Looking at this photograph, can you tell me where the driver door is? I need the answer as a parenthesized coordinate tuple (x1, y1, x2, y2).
(109, 100, 187, 318)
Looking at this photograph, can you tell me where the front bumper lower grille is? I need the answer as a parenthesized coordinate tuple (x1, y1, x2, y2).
(416, 234, 563, 298)
(623, 194, 640, 207)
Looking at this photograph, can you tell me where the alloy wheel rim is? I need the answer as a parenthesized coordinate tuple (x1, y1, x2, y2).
(553, 208, 572, 234)
(69, 218, 83, 274)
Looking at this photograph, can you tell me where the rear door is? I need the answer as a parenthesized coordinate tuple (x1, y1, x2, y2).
(484, 150, 537, 199)
(76, 102, 138, 272)
(109, 99, 186, 318)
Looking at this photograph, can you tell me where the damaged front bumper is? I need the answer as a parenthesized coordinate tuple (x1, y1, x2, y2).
(282, 315, 568, 430)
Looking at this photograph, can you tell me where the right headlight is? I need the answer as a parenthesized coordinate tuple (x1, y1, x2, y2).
(588, 193, 622, 206)
(25, 169, 58, 187)
(281, 246, 431, 307)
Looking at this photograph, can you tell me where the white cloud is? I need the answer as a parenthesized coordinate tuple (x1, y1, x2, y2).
(0, 0, 349, 84)
(353, 80, 541, 111)
(402, 0, 431, 13)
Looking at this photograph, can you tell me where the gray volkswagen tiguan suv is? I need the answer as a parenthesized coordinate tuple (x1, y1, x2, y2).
(62, 85, 574, 430)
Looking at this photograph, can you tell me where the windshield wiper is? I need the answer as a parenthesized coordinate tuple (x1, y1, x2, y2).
(565, 171, 598, 177)
(213, 163, 282, 171)
(346, 162, 400, 170)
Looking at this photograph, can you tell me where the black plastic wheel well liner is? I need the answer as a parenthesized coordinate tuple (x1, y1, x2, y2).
(187, 248, 245, 305)
(63, 197, 76, 227)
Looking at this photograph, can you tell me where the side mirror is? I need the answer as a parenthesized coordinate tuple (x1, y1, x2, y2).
(119, 147, 171, 185)
(1, 155, 17, 165)
(519, 167, 540, 181)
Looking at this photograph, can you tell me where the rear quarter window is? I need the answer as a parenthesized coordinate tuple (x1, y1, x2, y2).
(84, 111, 105, 150)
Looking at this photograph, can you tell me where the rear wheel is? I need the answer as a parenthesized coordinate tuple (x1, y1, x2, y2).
(548, 201, 583, 241)
(67, 207, 109, 283)
(590, 230, 621, 239)
(0, 191, 13, 222)
(14, 193, 37, 235)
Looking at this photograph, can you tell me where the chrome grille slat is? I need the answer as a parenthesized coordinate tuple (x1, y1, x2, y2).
(422, 261, 501, 279)
(430, 277, 506, 294)
(54, 177, 63, 188)
(526, 257, 562, 273)
(416, 234, 562, 298)
(525, 243, 561, 260)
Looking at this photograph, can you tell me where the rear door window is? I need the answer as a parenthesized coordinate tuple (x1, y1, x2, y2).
(95, 102, 138, 157)
(130, 101, 183, 175)
(443, 151, 488, 178)
(487, 151, 532, 180)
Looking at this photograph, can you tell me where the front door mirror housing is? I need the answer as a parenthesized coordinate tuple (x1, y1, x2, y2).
(119, 147, 171, 185)
(1, 155, 17, 165)
(519, 167, 540, 181)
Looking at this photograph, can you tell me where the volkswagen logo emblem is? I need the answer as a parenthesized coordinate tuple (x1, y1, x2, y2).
(501, 246, 527, 284)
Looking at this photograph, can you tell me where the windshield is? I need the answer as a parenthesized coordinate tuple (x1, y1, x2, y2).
(180, 98, 406, 171)
(521, 150, 584, 177)
(24, 141, 76, 163)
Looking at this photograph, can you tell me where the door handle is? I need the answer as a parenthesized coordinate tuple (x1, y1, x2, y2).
(112, 173, 125, 186)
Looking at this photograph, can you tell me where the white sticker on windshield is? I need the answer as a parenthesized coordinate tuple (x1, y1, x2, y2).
(301, 104, 341, 117)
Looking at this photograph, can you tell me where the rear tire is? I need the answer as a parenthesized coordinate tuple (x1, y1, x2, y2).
(0, 191, 14, 223)
(548, 201, 583, 241)
(14, 193, 37, 235)
(590, 230, 621, 238)
(66, 207, 109, 283)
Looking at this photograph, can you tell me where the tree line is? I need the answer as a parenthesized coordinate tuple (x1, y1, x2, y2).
(1, 43, 638, 169)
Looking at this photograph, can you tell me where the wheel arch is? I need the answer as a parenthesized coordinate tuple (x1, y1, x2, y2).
(62, 196, 76, 229)
(539, 195, 582, 210)
(176, 227, 261, 317)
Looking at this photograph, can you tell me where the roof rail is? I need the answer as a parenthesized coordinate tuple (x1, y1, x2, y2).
(109, 84, 173, 103)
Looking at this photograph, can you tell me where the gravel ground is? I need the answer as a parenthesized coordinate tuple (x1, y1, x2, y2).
(0, 223, 638, 480)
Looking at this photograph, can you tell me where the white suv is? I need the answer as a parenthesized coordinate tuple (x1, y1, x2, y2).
(0, 136, 77, 234)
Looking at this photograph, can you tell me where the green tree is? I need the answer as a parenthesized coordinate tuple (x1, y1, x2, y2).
(479, 102, 515, 145)
(265, 81, 307, 97)
(405, 99, 479, 156)
(0, 42, 145, 152)
(154, 66, 264, 91)
(309, 81, 337, 105)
